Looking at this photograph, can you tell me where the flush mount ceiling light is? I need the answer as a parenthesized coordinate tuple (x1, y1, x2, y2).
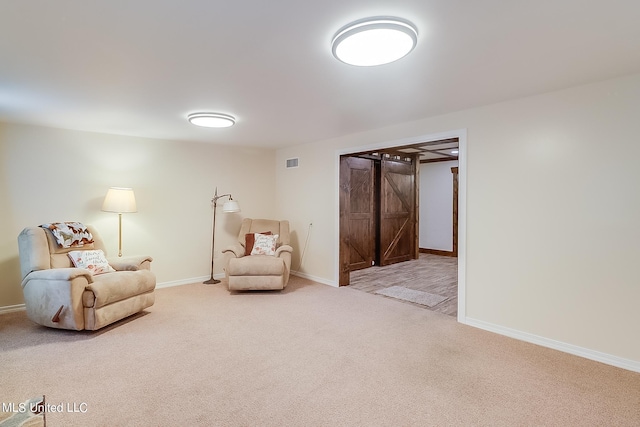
(188, 112, 236, 128)
(331, 17, 418, 66)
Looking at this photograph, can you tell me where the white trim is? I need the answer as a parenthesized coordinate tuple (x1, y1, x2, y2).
(465, 317, 640, 373)
(334, 128, 468, 320)
(456, 130, 467, 323)
(0, 276, 220, 313)
(0, 303, 26, 314)
(156, 275, 218, 289)
(291, 271, 336, 287)
(1, 273, 223, 313)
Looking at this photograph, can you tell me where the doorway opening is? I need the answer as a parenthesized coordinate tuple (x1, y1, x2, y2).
(336, 130, 466, 321)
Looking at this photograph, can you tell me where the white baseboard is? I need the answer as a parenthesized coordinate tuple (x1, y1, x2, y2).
(0, 303, 26, 314)
(156, 274, 220, 289)
(1, 273, 325, 311)
(291, 271, 336, 287)
(157, 272, 336, 290)
(464, 317, 640, 373)
(0, 276, 216, 313)
(0, 275, 219, 313)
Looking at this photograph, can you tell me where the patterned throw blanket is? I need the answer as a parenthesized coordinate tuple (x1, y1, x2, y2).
(40, 222, 94, 248)
(0, 396, 45, 426)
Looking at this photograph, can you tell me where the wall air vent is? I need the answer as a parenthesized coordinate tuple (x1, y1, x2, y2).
(286, 158, 299, 169)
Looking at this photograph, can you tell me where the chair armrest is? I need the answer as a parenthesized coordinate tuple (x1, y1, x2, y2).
(108, 255, 153, 271)
(22, 267, 93, 286)
(275, 245, 293, 257)
(21, 268, 93, 330)
(222, 243, 245, 258)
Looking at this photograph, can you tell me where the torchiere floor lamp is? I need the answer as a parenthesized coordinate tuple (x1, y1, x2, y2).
(204, 187, 240, 284)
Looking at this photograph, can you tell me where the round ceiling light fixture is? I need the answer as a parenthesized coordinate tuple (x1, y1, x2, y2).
(188, 112, 236, 128)
(331, 17, 418, 66)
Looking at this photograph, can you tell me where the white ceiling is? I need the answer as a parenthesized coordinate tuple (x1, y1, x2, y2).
(1, 1, 640, 149)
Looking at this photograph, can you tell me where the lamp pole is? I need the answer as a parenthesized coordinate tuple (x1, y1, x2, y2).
(117, 212, 123, 257)
(204, 187, 235, 285)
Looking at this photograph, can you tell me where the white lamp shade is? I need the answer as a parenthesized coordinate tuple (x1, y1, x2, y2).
(222, 199, 240, 213)
(101, 187, 137, 213)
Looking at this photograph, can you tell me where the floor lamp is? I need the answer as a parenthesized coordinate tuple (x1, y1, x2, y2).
(205, 187, 240, 284)
(101, 187, 137, 257)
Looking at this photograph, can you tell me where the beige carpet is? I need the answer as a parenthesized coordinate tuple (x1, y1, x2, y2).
(1, 276, 639, 426)
(374, 285, 448, 307)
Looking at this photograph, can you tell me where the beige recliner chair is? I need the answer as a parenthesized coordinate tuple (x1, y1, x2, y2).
(223, 218, 293, 290)
(17, 224, 156, 330)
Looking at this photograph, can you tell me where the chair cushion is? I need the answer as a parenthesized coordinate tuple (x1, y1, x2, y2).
(228, 255, 284, 276)
(83, 270, 155, 309)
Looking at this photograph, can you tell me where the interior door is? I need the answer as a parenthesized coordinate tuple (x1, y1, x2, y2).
(379, 157, 417, 266)
(339, 156, 375, 285)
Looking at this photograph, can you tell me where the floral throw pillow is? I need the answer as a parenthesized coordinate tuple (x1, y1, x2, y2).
(68, 250, 115, 275)
(250, 234, 279, 256)
(244, 231, 272, 256)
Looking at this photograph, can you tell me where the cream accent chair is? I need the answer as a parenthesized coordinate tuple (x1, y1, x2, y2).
(17, 225, 156, 330)
(223, 219, 293, 290)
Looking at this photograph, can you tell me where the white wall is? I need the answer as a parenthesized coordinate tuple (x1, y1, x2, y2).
(274, 145, 336, 284)
(419, 160, 458, 251)
(276, 73, 640, 365)
(0, 123, 276, 306)
(2, 73, 638, 368)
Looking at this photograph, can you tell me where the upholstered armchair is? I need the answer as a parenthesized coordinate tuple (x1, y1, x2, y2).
(17, 224, 156, 331)
(223, 218, 293, 290)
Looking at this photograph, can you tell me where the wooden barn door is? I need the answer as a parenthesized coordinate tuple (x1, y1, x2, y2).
(379, 157, 417, 266)
(339, 156, 375, 285)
